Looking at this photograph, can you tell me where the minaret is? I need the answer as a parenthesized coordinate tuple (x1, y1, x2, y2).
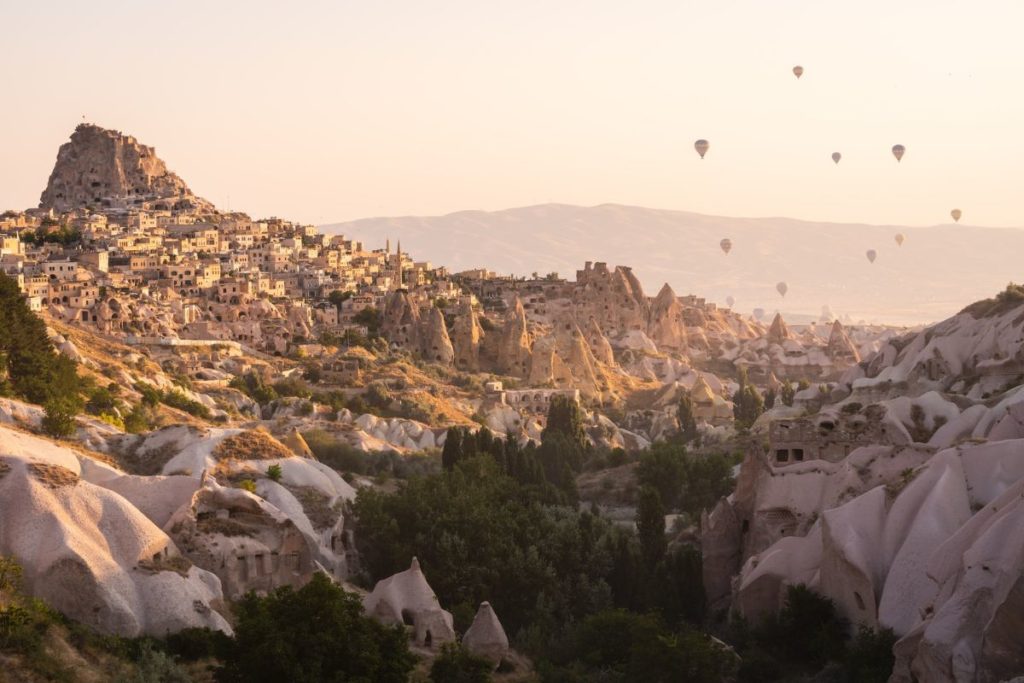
(396, 240, 404, 290)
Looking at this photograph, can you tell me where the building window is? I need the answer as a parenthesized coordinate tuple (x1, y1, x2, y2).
(793, 448, 804, 461)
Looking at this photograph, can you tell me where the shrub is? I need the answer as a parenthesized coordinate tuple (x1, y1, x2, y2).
(216, 573, 413, 683)
(266, 464, 283, 482)
(42, 398, 77, 437)
(238, 480, 257, 494)
(429, 643, 493, 683)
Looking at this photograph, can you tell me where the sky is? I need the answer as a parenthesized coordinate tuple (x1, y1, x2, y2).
(3, 0, 1024, 228)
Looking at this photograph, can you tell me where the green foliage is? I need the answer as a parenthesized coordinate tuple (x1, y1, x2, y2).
(676, 394, 699, 445)
(365, 381, 392, 408)
(353, 306, 382, 337)
(780, 381, 796, 407)
(304, 429, 438, 479)
(25, 225, 82, 246)
(327, 289, 353, 311)
(42, 397, 77, 437)
(216, 573, 414, 683)
(238, 479, 257, 493)
(352, 456, 626, 639)
(161, 389, 212, 419)
(273, 376, 311, 399)
(539, 609, 736, 683)
(136, 382, 162, 408)
(636, 486, 666, 569)
(961, 282, 1024, 318)
(734, 584, 851, 681)
(266, 464, 283, 482)
(0, 272, 83, 407)
(230, 371, 278, 404)
(123, 404, 151, 433)
(732, 369, 765, 429)
(635, 443, 735, 518)
(843, 626, 897, 683)
(429, 643, 493, 683)
(541, 396, 589, 469)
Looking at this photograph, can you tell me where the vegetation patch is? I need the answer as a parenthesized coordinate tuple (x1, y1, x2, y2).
(961, 283, 1024, 319)
(196, 516, 255, 538)
(213, 429, 294, 462)
(27, 463, 79, 489)
(137, 553, 193, 577)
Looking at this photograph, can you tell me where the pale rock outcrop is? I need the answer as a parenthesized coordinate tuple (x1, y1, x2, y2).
(0, 426, 229, 637)
(826, 320, 860, 362)
(496, 298, 532, 376)
(380, 290, 421, 350)
(648, 283, 688, 350)
(462, 601, 509, 667)
(732, 438, 1024, 681)
(165, 479, 317, 600)
(450, 303, 484, 371)
(767, 313, 791, 345)
(39, 123, 213, 213)
(584, 317, 616, 366)
(421, 306, 455, 365)
(363, 557, 456, 648)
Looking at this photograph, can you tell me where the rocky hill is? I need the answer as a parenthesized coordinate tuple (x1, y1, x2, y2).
(38, 124, 214, 214)
(702, 287, 1024, 681)
(324, 203, 1024, 324)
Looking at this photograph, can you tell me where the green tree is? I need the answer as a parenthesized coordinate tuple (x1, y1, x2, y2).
(353, 307, 382, 337)
(217, 573, 413, 683)
(732, 369, 765, 429)
(42, 398, 77, 438)
(780, 382, 795, 407)
(541, 395, 589, 472)
(677, 394, 699, 445)
(327, 290, 352, 311)
(441, 427, 464, 471)
(636, 486, 666, 569)
(266, 464, 283, 482)
(0, 272, 82, 406)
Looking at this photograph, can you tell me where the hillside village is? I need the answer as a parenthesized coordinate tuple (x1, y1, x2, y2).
(2, 124, 1023, 682)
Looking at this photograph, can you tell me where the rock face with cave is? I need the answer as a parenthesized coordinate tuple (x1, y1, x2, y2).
(362, 557, 456, 649)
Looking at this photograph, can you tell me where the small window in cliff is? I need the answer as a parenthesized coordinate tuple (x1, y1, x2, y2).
(776, 449, 789, 462)
(741, 520, 750, 533)
(401, 609, 415, 626)
(793, 448, 804, 461)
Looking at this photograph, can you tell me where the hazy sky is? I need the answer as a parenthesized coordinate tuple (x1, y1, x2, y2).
(3, 0, 1024, 227)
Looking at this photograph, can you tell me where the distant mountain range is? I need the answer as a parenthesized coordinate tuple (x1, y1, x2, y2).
(322, 203, 1024, 325)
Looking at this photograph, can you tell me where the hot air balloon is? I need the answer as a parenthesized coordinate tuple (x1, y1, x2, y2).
(720, 238, 732, 254)
(866, 249, 877, 263)
(726, 296, 735, 308)
(694, 139, 709, 159)
(753, 308, 766, 321)
(776, 282, 788, 297)
(831, 152, 841, 164)
(892, 144, 905, 162)
(951, 208, 962, 222)
(793, 65, 804, 79)
(894, 233, 905, 247)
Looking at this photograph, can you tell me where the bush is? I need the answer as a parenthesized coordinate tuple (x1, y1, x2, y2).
(429, 643, 493, 683)
(216, 573, 413, 683)
(42, 398, 77, 437)
(238, 480, 257, 494)
(161, 390, 212, 419)
(266, 464, 283, 482)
